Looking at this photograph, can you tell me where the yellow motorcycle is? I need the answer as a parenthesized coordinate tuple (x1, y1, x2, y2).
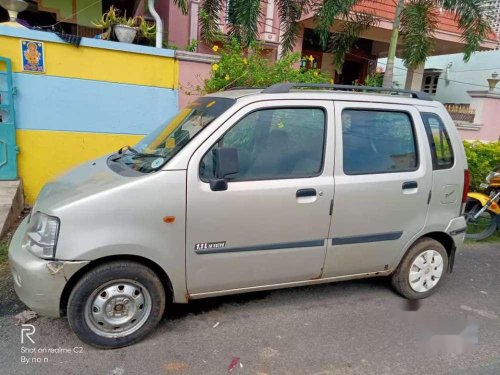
(465, 167, 500, 240)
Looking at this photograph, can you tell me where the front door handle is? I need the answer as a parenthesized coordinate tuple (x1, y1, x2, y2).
(402, 181, 418, 190)
(296, 188, 317, 198)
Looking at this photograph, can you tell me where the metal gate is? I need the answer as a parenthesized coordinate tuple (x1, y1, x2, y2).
(0, 57, 18, 180)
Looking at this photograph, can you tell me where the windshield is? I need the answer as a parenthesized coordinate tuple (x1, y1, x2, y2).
(117, 97, 235, 173)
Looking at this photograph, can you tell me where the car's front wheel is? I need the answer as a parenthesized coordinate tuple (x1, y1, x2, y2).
(67, 261, 165, 349)
(391, 238, 448, 299)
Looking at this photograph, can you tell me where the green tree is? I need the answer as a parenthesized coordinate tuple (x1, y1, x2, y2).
(203, 39, 332, 93)
(173, 0, 491, 85)
(383, 0, 492, 88)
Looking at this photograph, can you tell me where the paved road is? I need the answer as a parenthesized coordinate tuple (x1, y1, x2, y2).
(0, 243, 499, 375)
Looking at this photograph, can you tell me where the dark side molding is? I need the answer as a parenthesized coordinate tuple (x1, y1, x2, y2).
(331, 231, 403, 245)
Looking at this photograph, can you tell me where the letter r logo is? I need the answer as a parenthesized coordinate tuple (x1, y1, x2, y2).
(21, 324, 35, 344)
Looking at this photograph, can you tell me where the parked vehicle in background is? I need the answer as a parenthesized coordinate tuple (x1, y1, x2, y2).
(465, 167, 500, 240)
(9, 83, 468, 349)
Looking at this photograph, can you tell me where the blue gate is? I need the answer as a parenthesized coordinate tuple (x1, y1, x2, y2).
(0, 57, 18, 180)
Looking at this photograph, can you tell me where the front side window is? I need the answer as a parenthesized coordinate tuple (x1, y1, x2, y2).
(421, 112, 454, 169)
(200, 107, 326, 181)
(342, 109, 418, 175)
(116, 97, 235, 173)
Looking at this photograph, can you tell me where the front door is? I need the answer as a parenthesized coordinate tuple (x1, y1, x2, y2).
(0, 57, 18, 180)
(323, 101, 433, 277)
(186, 100, 335, 294)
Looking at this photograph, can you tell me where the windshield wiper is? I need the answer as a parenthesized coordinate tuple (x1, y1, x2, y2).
(117, 145, 141, 155)
(112, 145, 164, 162)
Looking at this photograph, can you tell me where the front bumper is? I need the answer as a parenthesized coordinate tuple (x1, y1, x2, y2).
(8, 217, 89, 317)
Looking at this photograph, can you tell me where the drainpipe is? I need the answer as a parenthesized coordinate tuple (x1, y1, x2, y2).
(148, 0, 163, 48)
(444, 62, 452, 85)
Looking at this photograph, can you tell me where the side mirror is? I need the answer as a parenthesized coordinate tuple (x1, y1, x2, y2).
(210, 148, 239, 191)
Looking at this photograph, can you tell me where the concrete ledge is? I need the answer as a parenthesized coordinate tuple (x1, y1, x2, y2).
(0, 180, 24, 238)
(0, 25, 176, 58)
(175, 50, 219, 63)
(455, 121, 482, 131)
(467, 90, 500, 99)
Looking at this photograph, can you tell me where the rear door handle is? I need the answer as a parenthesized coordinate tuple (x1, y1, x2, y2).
(296, 188, 317, 198)
(402, 181, 418, 190)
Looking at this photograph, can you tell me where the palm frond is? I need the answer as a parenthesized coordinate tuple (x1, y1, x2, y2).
(313, 0, 360, 49)
(400, 0, 438, 69)
(275, 0, 312, 56)
(228, 0, 263, 46)
(327, 12, 377, 72)
(172, 0, 189, 15)
(199, 0, 225, 44)
(437, 0, 493, 61)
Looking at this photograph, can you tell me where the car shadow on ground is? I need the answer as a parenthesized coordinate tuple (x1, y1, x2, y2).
(163, 276, 396, 322)
(0, 268, 397, 320)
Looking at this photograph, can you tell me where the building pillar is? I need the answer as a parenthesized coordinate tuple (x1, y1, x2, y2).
(405, 63, 425, 91)
(189, 0, 200, 48)
(462, 91, 500, 141)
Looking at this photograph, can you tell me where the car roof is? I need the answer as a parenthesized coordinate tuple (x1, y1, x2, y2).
(206, 88, 441, 108)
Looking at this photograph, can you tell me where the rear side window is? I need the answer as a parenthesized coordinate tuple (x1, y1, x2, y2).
(200, 107, 326, 181)
(421, 113, 454, 170)
(342, 109, 418, 175)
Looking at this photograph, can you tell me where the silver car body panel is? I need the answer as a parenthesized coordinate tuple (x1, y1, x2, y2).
(33, 157, 189, 303)
(185, 100, 335, 293)
(9, 217, 90, 317)
(8, 89, 467, 314)
(323, 101, 434, 277)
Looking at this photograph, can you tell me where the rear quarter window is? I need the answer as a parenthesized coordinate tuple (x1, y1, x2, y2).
(421, 113, 454, 170)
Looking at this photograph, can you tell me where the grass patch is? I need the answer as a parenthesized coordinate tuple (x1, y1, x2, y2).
(0, 241, 8, 264)
(465, 229, 500, 244)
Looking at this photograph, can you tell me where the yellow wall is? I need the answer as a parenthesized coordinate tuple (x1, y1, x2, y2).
(17, 130, 143, 203)
(0, 28, 179, 204)
(0, 36, 178, 88)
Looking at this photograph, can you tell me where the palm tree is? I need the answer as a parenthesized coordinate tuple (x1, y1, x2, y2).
(174, 0, 492, 86)
(383, 0, 492, 88)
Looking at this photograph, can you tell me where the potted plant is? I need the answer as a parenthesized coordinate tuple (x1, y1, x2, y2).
(114, 15, 138, 43)
(92, 6, 138, 44)
(135, 16, 157, 46)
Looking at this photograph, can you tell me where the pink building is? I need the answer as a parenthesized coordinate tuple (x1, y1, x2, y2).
(139, 0, 497, 87)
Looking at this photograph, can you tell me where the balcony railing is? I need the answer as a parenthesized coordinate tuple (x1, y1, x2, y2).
(444, 103, 475, 123)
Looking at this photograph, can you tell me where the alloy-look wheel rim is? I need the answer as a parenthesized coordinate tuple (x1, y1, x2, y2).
(409, 250, 444, 293)
(84, 279, 152, 338)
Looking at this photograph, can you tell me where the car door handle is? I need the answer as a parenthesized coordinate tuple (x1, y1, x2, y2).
(296, 188, 317, 198)
(402, 181, 418, 190)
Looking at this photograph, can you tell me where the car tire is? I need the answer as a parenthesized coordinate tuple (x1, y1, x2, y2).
(67, 261, 165, 349)
(391, 238, 448, 300)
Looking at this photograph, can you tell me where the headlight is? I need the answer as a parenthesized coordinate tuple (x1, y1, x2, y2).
(22, 212, 60, 259)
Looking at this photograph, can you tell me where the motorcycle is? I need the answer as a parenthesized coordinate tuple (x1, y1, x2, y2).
(464, 166, 500, 240)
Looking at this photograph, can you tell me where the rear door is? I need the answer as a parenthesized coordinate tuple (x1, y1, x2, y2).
(419, 109, 464, 227)
(323, 101, 433, 277)
(185, 100, 335, 294)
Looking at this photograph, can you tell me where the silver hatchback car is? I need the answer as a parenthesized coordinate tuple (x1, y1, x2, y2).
(9, 84, 469, 348)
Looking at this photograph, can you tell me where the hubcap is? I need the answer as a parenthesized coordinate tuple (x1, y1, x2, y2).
(85, 279, 152, 338)
(409, 250, 444, 293)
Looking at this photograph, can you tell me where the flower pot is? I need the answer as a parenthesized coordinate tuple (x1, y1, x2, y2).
(114, 24, 137, 43)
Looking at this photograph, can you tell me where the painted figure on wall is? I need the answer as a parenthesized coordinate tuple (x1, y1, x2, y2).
(21, 40, 45, 73)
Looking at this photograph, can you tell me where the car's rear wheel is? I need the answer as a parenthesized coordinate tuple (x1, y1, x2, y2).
(67, 261, 165, 349)
(391, 238, 448, 299)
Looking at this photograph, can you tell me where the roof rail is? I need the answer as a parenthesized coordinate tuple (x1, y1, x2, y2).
(261, 83, 432, 100)
(227, 86, 265, 91)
